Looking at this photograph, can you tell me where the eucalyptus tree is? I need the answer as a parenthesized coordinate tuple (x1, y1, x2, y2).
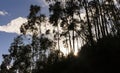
(0, 54, 11, 73)
(2, 35, 32, 73)
(20, 4, 46, 66)
(64, 0, 81, 53)
(86, 0, 120, 40)
(20, 4, 64, 72)
(48, 1, 64, 51)
(102, 0, 120, 36)
(46, 0, 82, 54)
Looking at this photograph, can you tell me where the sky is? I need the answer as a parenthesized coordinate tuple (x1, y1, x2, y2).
(0, 0, 48, 64)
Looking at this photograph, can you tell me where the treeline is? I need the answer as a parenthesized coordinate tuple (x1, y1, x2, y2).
(0, 0, 120, 73)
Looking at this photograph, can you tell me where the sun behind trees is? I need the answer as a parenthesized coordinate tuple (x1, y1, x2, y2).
(0, 0, 120, 73)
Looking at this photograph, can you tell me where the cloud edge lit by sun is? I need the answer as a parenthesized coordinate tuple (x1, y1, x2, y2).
(0, 17, 27, 34)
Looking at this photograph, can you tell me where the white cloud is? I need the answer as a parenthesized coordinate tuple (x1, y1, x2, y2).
(0, 17, 27, 34)
(37, 0, 49, 7)
(0, 11, 8, 16)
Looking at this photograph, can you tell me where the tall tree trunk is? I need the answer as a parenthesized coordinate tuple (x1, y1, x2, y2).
(103, 13, 109, 36)
(96, 17, 101, 39)
(68, 31, 72, 53)
(98, 0, 106, 37)
(57, 24, 60, 51)
(72, 29, 75, 53)
(65, 36, 70, 55)
(84, 0, 94, 45)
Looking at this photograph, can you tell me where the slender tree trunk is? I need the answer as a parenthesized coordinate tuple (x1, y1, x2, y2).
(98, 0, 106, 37)
(72, 29, 75, 53)
(57, 24, 60, 51)
(68, 31, 72, 52)
(76, 36, 79, 51)
(84, 0, 94, 45)
(65, 36, 69, 55)
(103, 13, 109, 36)
(96, 18, 101, 39)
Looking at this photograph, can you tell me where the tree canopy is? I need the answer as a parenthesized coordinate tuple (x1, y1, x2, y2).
(0, 0, 120, 73)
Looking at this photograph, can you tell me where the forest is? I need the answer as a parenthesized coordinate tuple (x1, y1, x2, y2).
(0, 0, 120, 73)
